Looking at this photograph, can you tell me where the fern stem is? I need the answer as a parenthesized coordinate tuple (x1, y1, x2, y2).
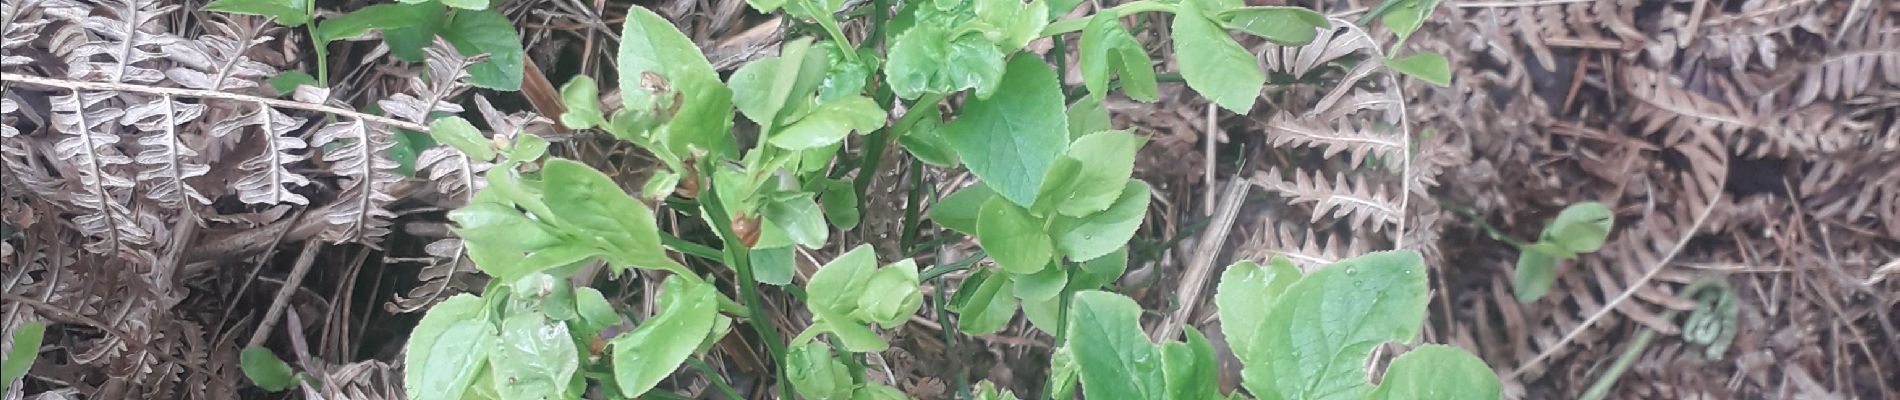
(1, 73, 430, 132)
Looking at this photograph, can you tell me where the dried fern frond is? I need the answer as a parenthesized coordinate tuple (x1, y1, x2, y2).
(380, 41, 477, 124)
(1787, 26, 1899, 107)
(218, 102, 313, 206)
(163, 15, 276, 93)
(1262, 111, 1403, 168)
(1251, 167, 1401, 231)
(123, 94, 211, 215)
(312, 119, 399, 245)
(1623, 67, 1754, 143)
(1695, 0, 1825, 70)
(51, 90, 153, 261)
(1, 0, 51, 67)
(1238, 224, 1371, 272)
(49, 0, 179, 84)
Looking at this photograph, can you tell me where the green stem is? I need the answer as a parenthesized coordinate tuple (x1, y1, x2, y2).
(853, 93, 946, 201)
(660, 233, 723, 262)
(796, 0, 860, 63)
(869, 0, 891, 49)
(688, 358, 745, 400)
(919, 250, 987, 281)
(698, 171, 795, 400)
(304, 0, 328, 86)
(1041, 1, 1177, 37)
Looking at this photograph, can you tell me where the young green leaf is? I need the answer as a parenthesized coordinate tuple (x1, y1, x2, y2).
(942, 56, 1070, 207)
(383, 4, 446, 62)
(1066, 96, 1112, 141)
(427, 116, 497, 161)
(1047, 348, 1081, 400)
(542, 159, 683, 273)
(389, 129, 434, 177)
(1162, 328, 1220, 400)
(1545, 201, 1614, 253)
(762, 193, 831, 248)
(440, 9, 525, 91)
(1171, 0, 1264, 114)
(619, 5, 736, 157)
(1070, 248, 1129, 290)
(436, 0, 489, 10)
(1385, 53, 1452, 87)
(1051, 131, 1145, 217)
(787, 342, 854, 400)
(559, 76, 607, 130)
(730, 38, 826, 130)
(572, 287, 620, 338)
(205, 0, 312, 26)
(974, 380, 1023, 400)
(241, 347, 297, 392)
(972, 0, 1049, 51)
(818, 42, 873, 102)
(1220, 6, 1327, 45)
(1011, 264, 1067, 303)
(314, 3, 437, 42)
(1377, 0, 1441, 45)
(771, 95, 886, 150)
(268, 71, 318, 96)
(405, 294, 495, 400)
(856, 260, 925, 326)
(751, 246, 798, 286)
(611, 277, 718, 398)
(1, 321, 45, 394)
(950, 268, 1018, 336)
(449, 202, 589, 281)
(1066, 291, 1165, 400)
(1051, 180, 1151, 262)
(1513, 249, 1560, 303)
(931, 183, 995, 235)
(887, 26, 1007, 99)
(898, 104, 959, 166)
(492, 313, 580, 399)
(1079, 14, 1158, 102)
(1368, 345, 1503, 400)
(1214, 257, 1301, 362)
(977, 197, 1054, 274)
(819, 179, 861, 230)
(807, 245, 880, 313)
(1240, 251, 1428, 400)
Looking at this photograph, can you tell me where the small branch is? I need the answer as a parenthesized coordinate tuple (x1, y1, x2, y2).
(1, 72, 431, 132)
(3, 293, 220, 378)
(249, 241, 324, 348)
(1152, 178, 1249, 342)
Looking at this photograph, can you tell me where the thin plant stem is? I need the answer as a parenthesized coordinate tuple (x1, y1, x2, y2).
(688, 358, 746, 400)
(698, 170, 795, 400)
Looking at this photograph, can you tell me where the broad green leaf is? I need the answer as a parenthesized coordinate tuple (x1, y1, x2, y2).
(205, 0, 311, 26)
(731, 38, 827, 130)
(931, 183, 995, 235)
(542, 159, 682, 273)
(1513, 250, 1559, 303)
(856, 260, 924, 326)
(1032, 158, 1083, 216)
(1070, 248, 1128, 290)
(819, 179, 861, 230)
(1053, 131, 1144, 217)
(405, 294, 495, 400)
(887, 25, 1008, 99)
(900, 104, 958, 166)
(811, 307, 888, 352)
(2, 322, 45, 394)
(641, 170, 680, 200)
(1079, 14, 1157, 102)
(1378, 0, 1440, 45)
(611, 277, 718, 398)
(745, 0, 785, 12)
(807, 245, 880, 313)
(1385, 53, 1452, 87)
(573, 287, 620, 338)
(854, 383, 910, 400)
(763, 193, 830, 248)
(1368, 345, 1502, 400)
(449, 202, 585, 280)
(505, 133, 549, 162)
(383, 2, 446, 62)
(977, 198, 1053, 274)
(1066, 96, 1111, 141)
(439, 0, 489, 10)
(492, 313, 579, 400)
(1545, 201, 1614, 254)
(1012, 264, 1067, 302)
(1020, 292, 1062, 333)
(787, 342, 853, 400)
(942, 56, 1069, 207)
(1066, 291, 1165, 400)
(1215, 257, 1301, 362)
(427, 116, 497, 161)
(751, 246, 798, 286)
(1052, 180, 1150, 262)
(1220, 6, 1327, 45)
(440, 9, 525, 91)
(772, 96, 886, 149)
(951, 268, 1017, 335)
(240, 346, 296, 392)
(314, 3, 436, 42)
(1240, 251, 1428, 400)
(268, 71, 317, 96)
(559, 76, 607, 129)
(1162, 328, 1220, 400)
(619, 5, 735, 158)
(1172, 0, 1264, 114)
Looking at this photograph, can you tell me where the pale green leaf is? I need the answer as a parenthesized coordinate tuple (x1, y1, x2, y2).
(1066, 291, 1164, 400)
(856, 260, 924, 326)
(1379, 0, 1440, 44)
(439, 0, 489, 10)
(931, 183, 994, 236)
(950, 269, 1017, 336)
(542, 159, 682, 273)
(240, 346, 296, 392)
(1240, 251, 1428, 400)
(1011, 264, 1067, 303)
(491, 313, 579, 400)
(1079, 13, 1157, 102)
(427, 116, 496, 161)
(1053, 131, 1145, 217)
(573, 287, 620, 338)
(1172, 0, 1264, 113)
(763, 193, 830, 248)
(1513, 250, 1559, 303)
(1385, 53, 1452, 87)
(1369, 345, 1502, 400)
(405, 294, 495, 400)
(751, 246, 797, 286)
(772, 96, 886, 149)
(787, 342, 854, 400)
(1545, 201, 1614, 254)
(819, 179, 861, 230)
(1220, 6, 1327, 45)
(612, 277, 718, 398)
(977, 197, 1053, 274)
(1162, 328, 1219, 400)
(619, 5, 735, 157)
(2, 322, 45, 394)
(1065, 96, 1111, 141)
(313, 3, 435, 42)
(898, 103, 959, 166)
(942, 56, 1069, 207)
(887, 25, 1007, 99)
(1215, 257, 1301, 362)
(205, 0, 311, 26)
(559, 76, 607, 130)
(1052, 180, 1150, 262)
(807, 245, 880, 313)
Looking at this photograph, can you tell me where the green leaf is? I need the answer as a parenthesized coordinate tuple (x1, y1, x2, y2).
(819, 179, 861, 230)
(751, 246, 797, 286)
(1513, 250, 1559, 303)
(491, 313, 580, 400)
(856, 259, 924, 326)
(405, 294, 495, 400)
(1385, 53, 1452, 87)
(745, 0, 785, 12)
(1079, 13, 1157, 102)
(428, 116, 497, 161)
(787, 342, 854, 400)
(389, 129, 435, 177)
(449, 202, 589, 281)
(1066, 96, 1111, 141)
(612, 277, 718, 398)
(268, 71, 318, 96)
(812, 307, 888, 352)
(620, 5, 735, 158)
(950, 268, 1017, 336)
(977, 197, 1053, 274)
(1220, 6, 1327, 45)
(930, 183, 994, 236)
(542, 159, 683, 273)
(1048, 348, 1081, 400)
(573, 287, 620, 338)
(808, 245, 879, 312)
(205, 0, 311, 26)
(1240, 251, 1428, 400)
(942, 56, 1070, 207)
(1545, 201, 1614, 254)
(1378, 0, 1440, 45)
(1070, 248, 1128, 290)
(974, 380, 1022, 400)
(438, 0, 488, 10)
(900, 105, 958, 166)
(818, 42, 874, 102)
(730, 38, 827, 131)
(1066, 291, 1165, 400)
(240, 346, 297, 392)
(1214, 257, 1301, 362)
(1012, 264, 1067, 302)
(972, 0, 1048, 50)
(763, 193, 830, 248)
(1172, 0, 1264, 114)
(440, 9, 525, 91)
(1051, 180, 1150, 262)
(1051, 131, 1144, 217)
(1369, 345, 1502, 400)
(2, 321, 45, 393)
(772, 96, 885, 149)
(1162, 328, 1220, 400)
(383, 3, 446, 62)
(854, 383, 911, 400)
(314, 3, 436, 42)
(559, 76, 607, 130)
(887, 25, 1008, 99)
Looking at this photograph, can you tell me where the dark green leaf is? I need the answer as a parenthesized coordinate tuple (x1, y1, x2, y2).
(268, 71, 317, 96)
(1051, 180, 1150, 262)
(612, 277, 718, 398)
(762, 193, 830, 248)
(388, 129, 434, 177)
(1215, 257, 1301, 362)
(1221, 6, 1327, 45)
(1240, 251, 1428, 400)
(819, 179, 861, 230)
(383, 4, 445, 62)
(1065, 96, 1111, 141)
(404, 294, 495, 400)
(977, 197, 1053, 274)
(1066, 291, 1165, 400)
(900, 105, 959, 166)
(1070, 248, 1128, 290)
(440, 9, 525, 90)
(241, 347, 297, 392)
(942, 56, 1069, 207)
(205, 0, 311, 26)
(930, 183, 993, 235)
(314, 3, 436, 42)
(1172, 0, 1264, 113)
(427, 116, 497, 161)
(1385, 53, 1452, 87)
(1369, 345, 1502, 400)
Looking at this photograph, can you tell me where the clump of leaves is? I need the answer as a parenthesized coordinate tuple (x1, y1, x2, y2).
(209, 0, 524, 90)
(1513, 202, 1615, 303)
